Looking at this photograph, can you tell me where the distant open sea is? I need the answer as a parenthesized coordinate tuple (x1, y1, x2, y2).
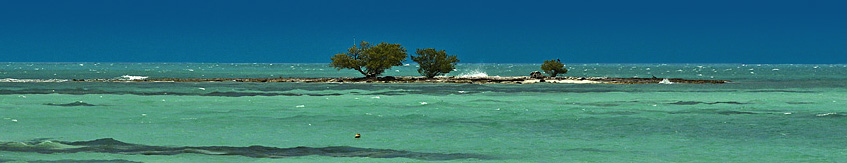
(2, 63, 847, 162)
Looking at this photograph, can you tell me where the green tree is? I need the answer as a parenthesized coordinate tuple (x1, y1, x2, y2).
(411, 48, 459, 78)
(330, 41, 408, 78)
(540, 59, 568, 77)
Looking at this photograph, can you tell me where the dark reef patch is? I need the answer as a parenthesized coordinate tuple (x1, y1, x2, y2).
(668, 109, 758, 115)
(0, 138, 493, 160)
(0, 89, 343, 97)
(746, 90, 816, 93)
(710, 101, 746, 105)
(570, 101, 641, 107)
(189, 91, 342, 97)
(469, 99, 512, 103)
(667, 101, 702, 105)
(666, 101, 747, 105)
(584, 111, 640, 115)
(716, 111, 758, 115)
(565, 148, 616, 153)
(579, 103, 621, 107)
(787, 102, 815, 104)
(44, 101, 97, 107)
(16, 160, 143, 163)
(363, 91, 411, 96)
(200, 91, 317, 97)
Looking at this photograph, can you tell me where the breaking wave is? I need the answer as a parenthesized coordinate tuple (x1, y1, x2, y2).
(119, 75, 148, 80)
(459, 70, 498, 77)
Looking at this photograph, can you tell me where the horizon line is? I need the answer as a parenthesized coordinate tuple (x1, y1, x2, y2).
(3, 62, 847, 65)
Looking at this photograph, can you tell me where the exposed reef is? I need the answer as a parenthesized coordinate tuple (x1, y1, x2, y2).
(0, 138, 492, 160)
(44, 101, 97, 107)
(666, 101, 747, 105)
(70, 76, 729, 84)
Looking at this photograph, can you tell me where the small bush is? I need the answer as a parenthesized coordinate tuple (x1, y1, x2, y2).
(540, 59, 567, 77)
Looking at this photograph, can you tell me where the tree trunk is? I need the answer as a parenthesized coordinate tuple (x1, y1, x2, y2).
(365, 73, 378, 79)
(355, 68, 370, 78)
(425, 72, 437, 78)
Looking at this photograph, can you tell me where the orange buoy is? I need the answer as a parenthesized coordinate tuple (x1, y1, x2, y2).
(355, 133, 361, 139)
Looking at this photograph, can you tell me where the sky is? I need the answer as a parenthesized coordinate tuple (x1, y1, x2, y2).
(1, 0, 845, 64)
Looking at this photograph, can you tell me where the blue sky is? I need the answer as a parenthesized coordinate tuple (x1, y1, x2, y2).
(1, 0, 845, 63)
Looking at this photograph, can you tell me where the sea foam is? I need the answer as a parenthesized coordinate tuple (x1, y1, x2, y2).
(459, 70, 498, 77)
(120, 75, 148, 80)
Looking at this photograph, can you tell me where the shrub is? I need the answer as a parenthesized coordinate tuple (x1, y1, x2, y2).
(330, 41, 407, 78)
(411, 48, 459, 78)
(540, 59, 567, 77)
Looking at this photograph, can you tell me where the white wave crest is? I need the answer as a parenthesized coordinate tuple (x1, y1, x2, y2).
(459, 70, 498, 77)
(816, 112, 837, 117)
(658, 78, 674, 84)
(120, 75, 148, 80)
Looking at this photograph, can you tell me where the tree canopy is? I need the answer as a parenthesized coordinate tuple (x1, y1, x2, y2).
(540, 59, 568, 77)
(411, 48, 459, 78)
(330, 41, 408, 78)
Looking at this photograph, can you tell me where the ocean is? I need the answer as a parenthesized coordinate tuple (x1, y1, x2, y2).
(2, 63, 847, 162)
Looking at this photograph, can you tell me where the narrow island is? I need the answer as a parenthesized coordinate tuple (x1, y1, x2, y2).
(70, 41, 729, 84)
(70, 75, 729, 84)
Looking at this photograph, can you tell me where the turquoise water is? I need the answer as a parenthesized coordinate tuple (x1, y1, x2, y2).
(2, 63, 847, 162)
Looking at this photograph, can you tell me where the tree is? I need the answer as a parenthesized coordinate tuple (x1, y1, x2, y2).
(411, 48, 459, 78)
(540, 59, 568, 77)
(330, 41, 408, 78)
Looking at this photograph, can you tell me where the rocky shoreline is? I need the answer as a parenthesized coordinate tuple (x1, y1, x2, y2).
(70, 76, 729, 84)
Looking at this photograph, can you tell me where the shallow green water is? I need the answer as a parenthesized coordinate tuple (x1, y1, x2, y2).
(2, 63, 847, 162)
